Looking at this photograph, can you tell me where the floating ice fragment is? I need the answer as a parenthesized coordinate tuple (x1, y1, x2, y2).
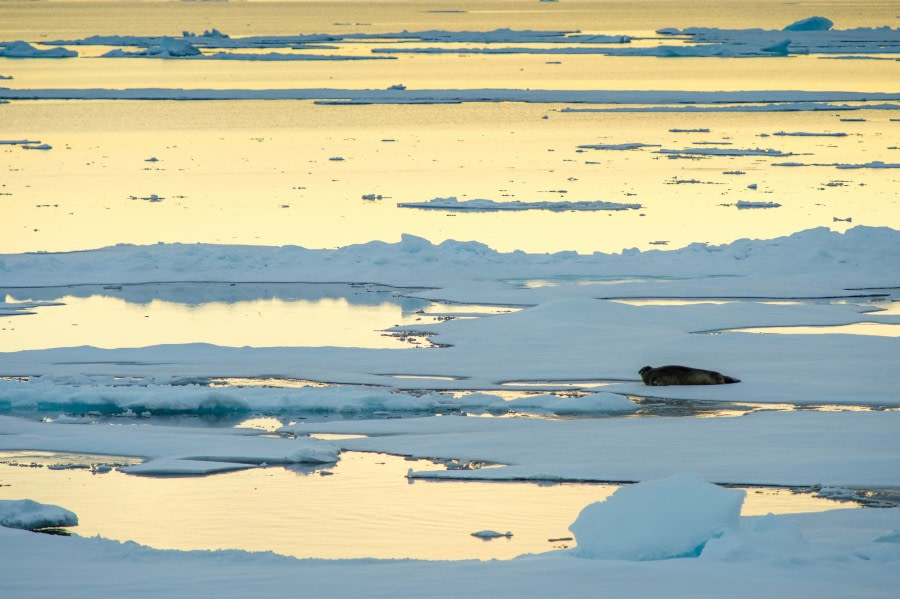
(0, 499, 78, 530)
(329, 157, 345, 161)
(471, 530, 512, 540)
(398, 197, 641, 212)
(835, 161, 899, 169)
(735, 200, 781, 209)
(772, 131, 847, 137)
(657, 147, 791, 157)
(577, 143, 661, 150)
(129, 194, 164, 202)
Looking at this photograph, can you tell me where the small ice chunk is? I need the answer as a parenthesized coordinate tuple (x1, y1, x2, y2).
(569, 473, 744, 560)
(735, 200, 781, 209)
(0, 499, 78, 530)
(471, 530, 512, 539)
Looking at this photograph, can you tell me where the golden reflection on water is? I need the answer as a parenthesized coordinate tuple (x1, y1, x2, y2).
(0, 450, 857, 561)
(728, 322, 900, 337)
(2, 101, 897, 254)
(0, 294, 428, 350)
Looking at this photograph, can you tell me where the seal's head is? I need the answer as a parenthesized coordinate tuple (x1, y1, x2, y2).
(638, 366, 653, 383)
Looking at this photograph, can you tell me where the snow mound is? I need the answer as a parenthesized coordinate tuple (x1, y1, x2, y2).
(701, 514, 810, 561)
(569, 473, 744, 560)
(0, 499, 78, 530)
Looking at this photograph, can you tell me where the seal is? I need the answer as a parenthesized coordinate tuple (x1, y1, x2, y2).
(639, 365, 740, 386)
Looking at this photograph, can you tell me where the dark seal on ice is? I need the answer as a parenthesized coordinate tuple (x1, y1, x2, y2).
(639, 365, 740, 386)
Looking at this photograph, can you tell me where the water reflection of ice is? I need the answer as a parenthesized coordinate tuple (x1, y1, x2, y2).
(0, 283, 510, 351)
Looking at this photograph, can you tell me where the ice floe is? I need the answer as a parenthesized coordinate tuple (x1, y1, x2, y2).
(656, 147, 791, 157)
(577, 143, 661, 150)
(733, 200, 782, 209)
(772, 160, 900, 169)
(397, 197, 641, 212)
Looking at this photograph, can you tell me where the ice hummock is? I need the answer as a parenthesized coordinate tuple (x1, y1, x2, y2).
(569, 473, 744, 560)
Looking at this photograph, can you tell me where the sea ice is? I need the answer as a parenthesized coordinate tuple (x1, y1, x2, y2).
(569, 473, 744, 560)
